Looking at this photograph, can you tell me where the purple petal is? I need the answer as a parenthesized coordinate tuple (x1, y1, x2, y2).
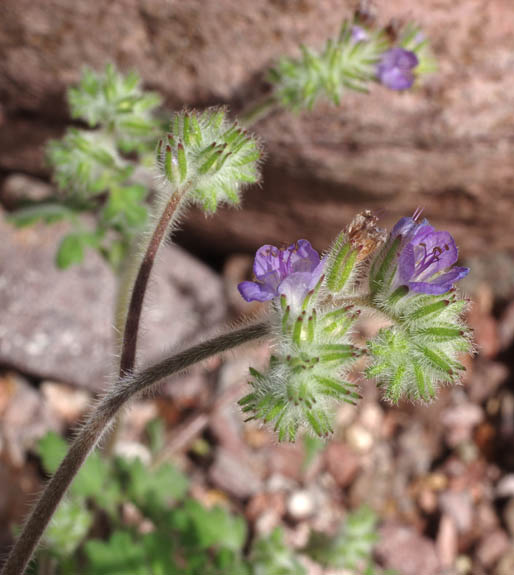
(278, 272, 313, 311)
(398, 242, 416, 285)
(253, 244, 282, 278)
(288, 240, 321, 274)
(377, 48, 418, 91)
(379, 68, 415, 91)
(308, 258, 326, 290)
(391, 217, 417, 239)
(408, 266, 470, 295)
(351, 26, 369, 44)
(237, 281, 276, 302)
(414, 230, 458, 277)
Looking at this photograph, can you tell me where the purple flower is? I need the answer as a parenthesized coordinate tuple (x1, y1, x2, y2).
(392, 214, 469, 295)
(351, 25, 369, 44)
(238, 240, 324, 308)
(377, 47, 419, 91)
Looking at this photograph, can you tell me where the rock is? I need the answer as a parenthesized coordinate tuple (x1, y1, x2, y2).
(267, 442, 305, 481)
(496, 475, 514, 499)
(113, 441, 152, 465)
(346, 423, 374, 453)
(442, 402, 483, 447)
(0, 174, 53, 209)
(0, 459, 41, 553)
(40, 381, 91, 425)
(504, 498, 514, 539)
(499, 300, 514, 352)
(325, 442, 360, 488)
(468, 360, 508, 404)
(246, 491, 286, 523)
(0, 207, 226, 390)
(476, 530, 510, 569)
(439, 490, 473, 533)
(286, 490, 315, 522)
(495, 546, 514, 575)
(0, 373, 60, 467)
(209, 447, 263, 499)
(1, 2, 514, 259)
(466, 285, 499, 360)
(436, 514, 458, 569)
(376, 522, 440, 575)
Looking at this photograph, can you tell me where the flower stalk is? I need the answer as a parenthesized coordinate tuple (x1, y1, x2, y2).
(0, 322, 270, 575)
(119, 185, 190, 376)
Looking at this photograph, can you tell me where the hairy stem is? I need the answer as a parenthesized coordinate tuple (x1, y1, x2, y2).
(239, 94, 278, 127)
(119, 188, 188, 376)
(0, 321, 271, 575)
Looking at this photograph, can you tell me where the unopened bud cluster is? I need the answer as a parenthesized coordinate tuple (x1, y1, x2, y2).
(156, 109, 261, 213)
(239, 211, 471, 440)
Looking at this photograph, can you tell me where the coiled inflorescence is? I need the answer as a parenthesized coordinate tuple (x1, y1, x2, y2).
(156, 109, 261, 213)
(238, 211, 471, 440)
(269, 19, 435, 109)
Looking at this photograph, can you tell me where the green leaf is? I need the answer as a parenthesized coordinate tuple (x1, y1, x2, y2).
(8, 203, 76, 227)
(84, 531, 148, 575)
(117, 457, 189, 516)
(36, 431, 114, 503)
(37, 432, 68, 474)
(102, 184, 148, 230)
(303, 506, 378, 570)
(184, 499, 247, 551)
(56, 233, 83, 268)
(43, 498, 93, 557)
(251, 527, 306, 575)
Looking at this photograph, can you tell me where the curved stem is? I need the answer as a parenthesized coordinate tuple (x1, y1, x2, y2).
(1, 321, 271, 575)
(239, 94, 278, 127)
(119, 188, 188, 376)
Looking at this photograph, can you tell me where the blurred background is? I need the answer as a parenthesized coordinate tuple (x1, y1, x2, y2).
(1, 1, 514, 574)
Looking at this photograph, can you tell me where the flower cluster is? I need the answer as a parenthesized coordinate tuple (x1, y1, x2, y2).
(269, 17, 434, 109)
(156, 109, 261, 212)
(238, 212, 471, 439)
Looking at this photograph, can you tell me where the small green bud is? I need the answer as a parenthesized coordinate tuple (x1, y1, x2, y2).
(158, 109, 261, 212)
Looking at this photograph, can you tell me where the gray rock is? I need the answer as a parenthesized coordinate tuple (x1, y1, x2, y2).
(0, 207, 226, 390)
(476, 530, 510, 569)
(496, 475, 514, 499)
(504, 498, 514, 539)
(0, 372, 60, 467)
(376, 523, 440, 575)
(1, 174, 53, 208)
(439, 490, 473, 533)
(209, 447, 263, 499)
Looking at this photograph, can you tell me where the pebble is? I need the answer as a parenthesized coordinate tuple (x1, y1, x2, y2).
(287, 490, 314, 521)
(496, 474, 514, 498)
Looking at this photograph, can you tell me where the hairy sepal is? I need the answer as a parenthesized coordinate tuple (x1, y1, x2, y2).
(156, 109, 262, 213)
(367, 287, 472, 403)
(240, 290, 361, 441)
(269, 19, 388, 109)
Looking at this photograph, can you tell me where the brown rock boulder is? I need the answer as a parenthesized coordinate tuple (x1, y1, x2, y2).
(1, 1, 513, 256)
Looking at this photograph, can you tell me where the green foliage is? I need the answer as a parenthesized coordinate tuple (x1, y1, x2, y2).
(251, 528, 307, 575)
(68, 63, 162, 150)
(11, 63, 161, 271)
(157, 109, 261, 213)
(269, 20, 388, 109)
(304, 506, 378, 570)
(32, 430, 386, 575)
